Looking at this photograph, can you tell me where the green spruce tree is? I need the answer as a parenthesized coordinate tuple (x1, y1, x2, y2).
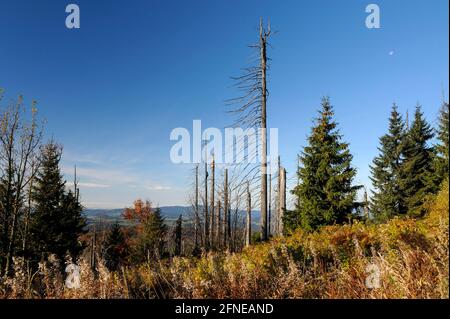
(400, 105, 435, 217)
(369, 104, 407, 222)
(134, 207, 167, 262)
(430, 101, 449, 189)
(289, 97, 361, 232)
(29, 143, 86, 262)
(103, 221, 128, 271)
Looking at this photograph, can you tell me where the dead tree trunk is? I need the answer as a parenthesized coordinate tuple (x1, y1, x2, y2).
(223, 169, 229, 248)
(268, 173, 271, 237)
(194, 165, 199, 247)
(276, 156, 281, 235)
(245, 182, 252, 247)
(204, 160, 209, 250)
(209, 157, 215, 249)
(259, 19, 269, 242)
(279, 167, 286, 236)
(216, 199, 221, 248)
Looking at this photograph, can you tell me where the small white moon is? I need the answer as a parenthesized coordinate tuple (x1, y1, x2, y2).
(389, 51, 395, 56)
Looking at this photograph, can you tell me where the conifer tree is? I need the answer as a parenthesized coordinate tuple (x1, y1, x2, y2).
(370, 104, 407, 221)
(430, 101, 449, 190)
(290, 97, 361, 232)
(135, 207, 167, 261)
(400, 105, 435, 217)
(29, 143, 86, 262)
(103, 221, 127, 271)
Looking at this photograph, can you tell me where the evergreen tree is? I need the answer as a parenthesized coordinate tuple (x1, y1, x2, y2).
(400, 105, 435, 217)
(430, 101, 449, 189)
(173, 215, 182, 256)
(369, 104, 407, 222)
(134, 207, 167, 262)
(29, 143, 86, 262)
(290, 97, 361, 232)
(103, 221, 128, 271)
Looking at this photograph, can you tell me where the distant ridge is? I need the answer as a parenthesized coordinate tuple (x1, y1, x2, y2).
(84, 206, 261, 221)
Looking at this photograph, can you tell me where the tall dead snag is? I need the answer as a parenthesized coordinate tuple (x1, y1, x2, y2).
(268, 173, 271, 237)
(259, 18, 270, 241)
(279, 167, 286, 236)
(216, 199, 221, 248)
(209, 156, 215, 248)
(203, 159, 209, 250)
(194, 165, 199, 247)
(223, 169, 229, 248)
(245, 182, 252, 247)
(227, 19, 272, 242)
(276, 156, 281, 235)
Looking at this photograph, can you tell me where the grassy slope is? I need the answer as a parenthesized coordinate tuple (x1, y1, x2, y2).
(2, 183, 448, 299)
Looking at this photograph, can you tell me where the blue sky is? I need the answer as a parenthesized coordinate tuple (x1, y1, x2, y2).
(0, 0, 448, 208)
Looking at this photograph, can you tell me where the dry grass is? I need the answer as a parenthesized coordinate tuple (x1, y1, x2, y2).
(1, 183, 448, 299)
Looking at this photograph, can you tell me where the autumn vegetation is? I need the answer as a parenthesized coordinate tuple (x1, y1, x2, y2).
(0, 20, 448, 299)
(0, 180, 447, 299)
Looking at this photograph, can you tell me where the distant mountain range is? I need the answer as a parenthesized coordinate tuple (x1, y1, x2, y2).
(84, 206, 261, 222)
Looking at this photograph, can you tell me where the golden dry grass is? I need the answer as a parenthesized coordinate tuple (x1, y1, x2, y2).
(1, 182, 448, 299)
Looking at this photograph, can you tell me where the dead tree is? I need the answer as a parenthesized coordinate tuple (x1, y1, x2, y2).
(245, 182, 252, 247)
(223, 169, 229, 248)
(276, 156, 281, 235)
(209, 156, 215, 248)
(279, 167, 286, 236)
(216, 199, 221, 249)
(268, 173, 271, 237)
(259, 18, 270, 241)
(203, 154, 209, 249)
(227, 18, 273, 242)
(195, 165, 200, 247)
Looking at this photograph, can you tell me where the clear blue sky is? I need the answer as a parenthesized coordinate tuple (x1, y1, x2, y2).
(0, 0, 448, 208)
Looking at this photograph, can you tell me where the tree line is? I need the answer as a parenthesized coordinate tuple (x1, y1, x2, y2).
(0, 90, 86, 277)
(285, 97, 449, 232)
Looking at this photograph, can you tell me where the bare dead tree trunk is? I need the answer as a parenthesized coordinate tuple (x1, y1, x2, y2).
(276, 155, 281, 235)
(194, 164, 199, 247)
(226, 19, 273, 244)
(204, 159, 209, 250)
(245, 182, 252, 247)
(259, 18, 269, 242)
(268, 173, 271, 237)
(209, 156, 215, 249)
(216, 199, 221, 249)
(279, 167, 286, 236)
(223, 169, 229, 248)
